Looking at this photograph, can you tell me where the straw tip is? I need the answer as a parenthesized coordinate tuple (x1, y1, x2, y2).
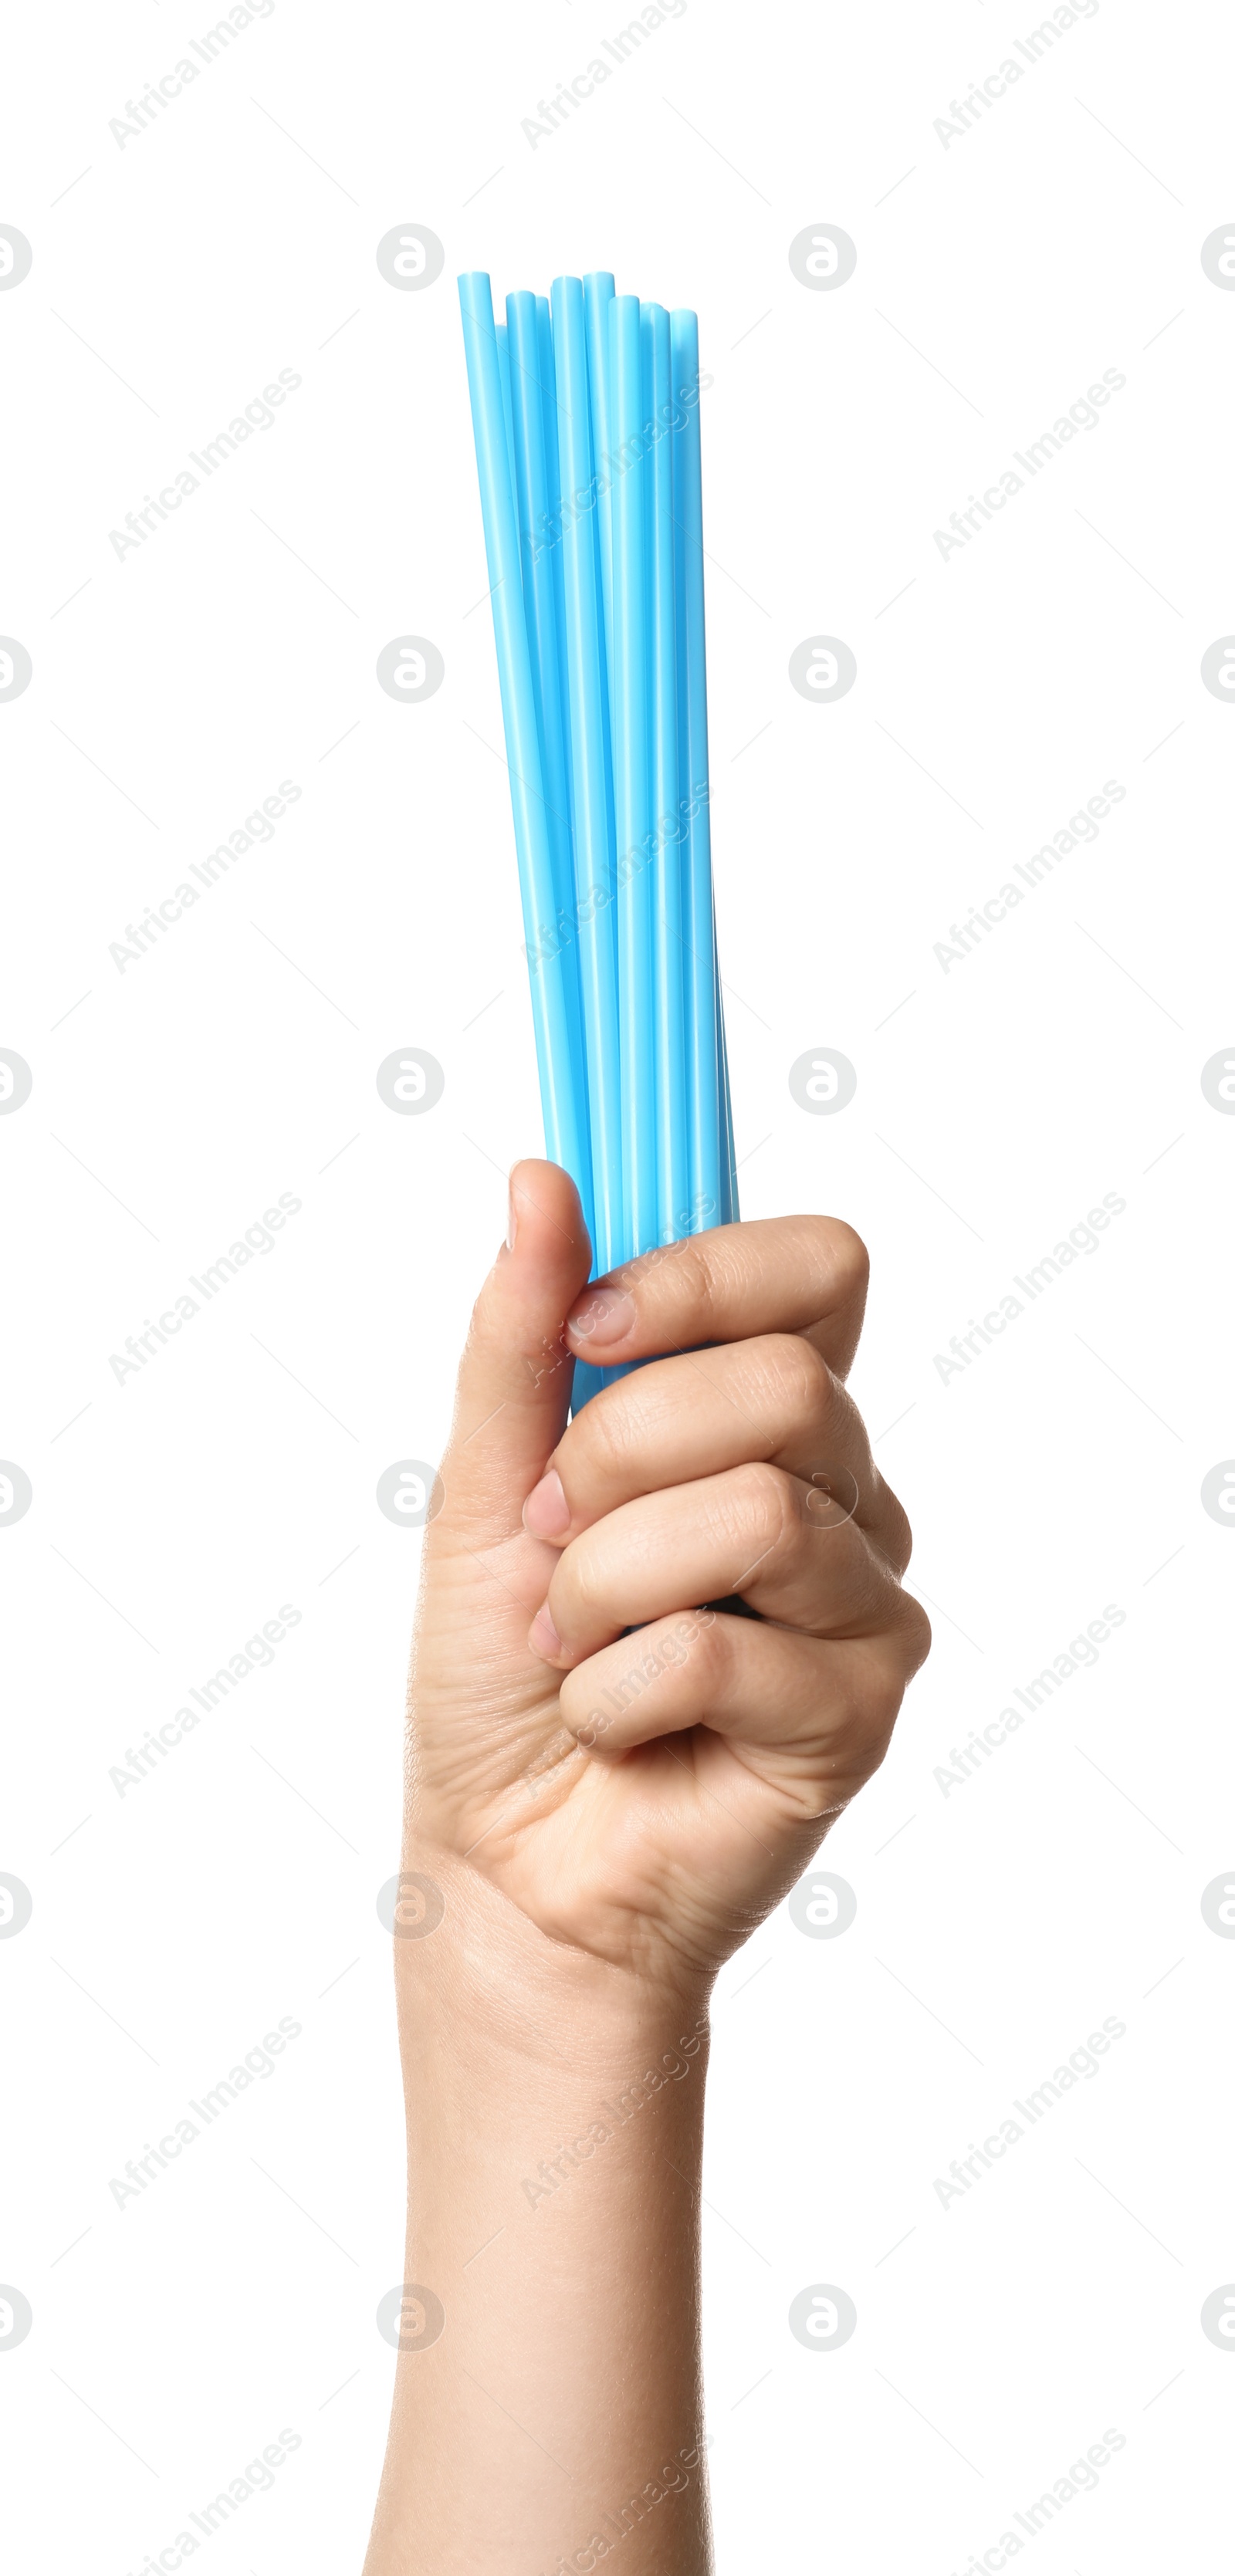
(457, 272, 495, 317)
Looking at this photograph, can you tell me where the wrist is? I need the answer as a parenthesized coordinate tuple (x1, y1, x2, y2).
(396, 1835, 713, 2071)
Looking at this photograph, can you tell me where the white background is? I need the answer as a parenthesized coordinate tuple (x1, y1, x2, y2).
(3, 1, 1233, 2569)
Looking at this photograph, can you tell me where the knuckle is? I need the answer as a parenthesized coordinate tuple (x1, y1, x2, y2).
(559, 1665, 605, 1743)
(560, 1547, 602, 1624)
(563, 1380, 638, 1483)
(646, 1606, 724, 1697)
(841, 1646, 908, 1756)
(728, 1459, 797, 1553)
(760, 1332, 834, 1423)
(685, 1605, 733, 1692)
(861, 1661, 905, 1736)
(670, 1234, 722, 1323)
(630, 1230, 712, 1312)
(823, 1218, 870, 1303)
(898, 1592, 932, 1671)
(546, 1537, 590, 1630)
(874, 1479, 914, 1574)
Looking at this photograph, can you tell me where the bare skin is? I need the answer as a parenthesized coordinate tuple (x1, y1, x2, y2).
(363, 1160, 929, 2576)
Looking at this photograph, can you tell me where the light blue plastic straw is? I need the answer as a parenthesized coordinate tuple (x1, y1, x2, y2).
(539, 303, 591, 1212)
(506, 299, 576, 949)
(584, 273, 617, 701)
(458, 272, 593, 1226)
(536, 294, 574, 837)
(504, 292, 594, 1242)
(579, 287, 620, 1050)
(669, 306, 722, 1235)
(495, 323, 519, 533)
(551, 275, 623, 1281)
(644, 303, 689, 1248)
(609, 292, 658, 1262)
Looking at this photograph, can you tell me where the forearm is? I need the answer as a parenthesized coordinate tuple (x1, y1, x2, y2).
(364, 1851, 713, 2576)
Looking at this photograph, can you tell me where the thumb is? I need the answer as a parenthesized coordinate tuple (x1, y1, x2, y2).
(435, 1158, 593, 1540)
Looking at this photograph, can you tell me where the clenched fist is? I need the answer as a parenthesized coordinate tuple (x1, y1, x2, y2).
(408, 1158, 929, 1989)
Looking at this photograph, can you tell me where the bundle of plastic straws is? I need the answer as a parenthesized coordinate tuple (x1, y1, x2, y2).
(458, 272, 736, 1404)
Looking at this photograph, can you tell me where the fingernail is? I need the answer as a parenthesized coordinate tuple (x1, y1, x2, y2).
(529, 1601, 563, 1660)
(567, 1284, 634, 1347)
(523, 1469, 570, 1538)
(506, 1181, 518, 1253)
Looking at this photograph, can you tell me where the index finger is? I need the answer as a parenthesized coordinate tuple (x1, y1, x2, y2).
(564, 1215, 870, 1380)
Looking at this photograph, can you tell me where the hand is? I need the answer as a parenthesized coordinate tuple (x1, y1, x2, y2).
(367, 1164, 930, 2571)
(410, 1158, 929, 1993)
